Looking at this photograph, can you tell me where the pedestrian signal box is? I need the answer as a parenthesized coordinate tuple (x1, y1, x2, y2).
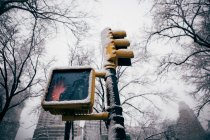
(42, 67, 95, 115)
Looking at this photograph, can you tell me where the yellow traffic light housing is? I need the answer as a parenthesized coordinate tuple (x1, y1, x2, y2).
(42, 67, 95, 115)
(101, 28, 134, 68)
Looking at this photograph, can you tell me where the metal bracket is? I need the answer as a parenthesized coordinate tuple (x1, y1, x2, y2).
(62, 112, 109, 121)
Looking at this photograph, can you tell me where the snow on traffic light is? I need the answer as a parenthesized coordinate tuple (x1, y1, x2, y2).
(101, 28, 134, 68)
(42, 67, 95, 115)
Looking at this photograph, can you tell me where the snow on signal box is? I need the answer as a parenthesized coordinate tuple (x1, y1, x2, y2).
(42, 67, 95, 115)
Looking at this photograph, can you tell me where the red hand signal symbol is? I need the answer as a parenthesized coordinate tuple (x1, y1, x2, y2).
(51, 80, 66, 101)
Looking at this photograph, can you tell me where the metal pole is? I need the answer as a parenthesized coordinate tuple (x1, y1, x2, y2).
(105, 68, 126, 140)
(71, 121, 74, 140)
(64, 121, 71, 140)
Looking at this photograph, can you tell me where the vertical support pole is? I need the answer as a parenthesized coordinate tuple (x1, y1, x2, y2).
(105, 68, 126, 140)
(64, 121, 71, 140)
(71, 121, 74, 140)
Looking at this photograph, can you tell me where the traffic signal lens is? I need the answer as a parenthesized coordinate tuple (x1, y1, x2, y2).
(45, 69, 91, 101)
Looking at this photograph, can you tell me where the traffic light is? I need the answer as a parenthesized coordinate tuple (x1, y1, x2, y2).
(42, 67, 95, 115)
(101, 28, 134, 68)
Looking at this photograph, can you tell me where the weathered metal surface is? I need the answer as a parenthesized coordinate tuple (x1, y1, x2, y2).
(105, 68, 126, 140)
(62, 112, 109, 121)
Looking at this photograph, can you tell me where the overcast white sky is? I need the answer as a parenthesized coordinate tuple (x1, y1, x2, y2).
(15, 0, 209, 139)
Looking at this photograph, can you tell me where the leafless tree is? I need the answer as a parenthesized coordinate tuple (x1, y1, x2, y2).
(58, 34, 175, 140)
(67, 41, 94, 139)
(147, 0, 210, 115)
(0, 0, 89, 38)
(0, 0, 92, 123)
(94, 43, 174, 131)
(0, 17, 44, 122)
(68, 40, 93, 66)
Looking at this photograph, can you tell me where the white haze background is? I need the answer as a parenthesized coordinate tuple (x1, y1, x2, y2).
(15, 0, 209, 139)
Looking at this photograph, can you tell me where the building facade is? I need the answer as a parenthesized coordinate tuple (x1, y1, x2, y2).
(32, 109, 65, 140)
(133, 102, 209, 140)
(83, 120, 107, 140)
(175, 102, 207, 140)
(0, 94, 24, 140)
(0, 106, 23, 140)
(33, 109, 82, 140)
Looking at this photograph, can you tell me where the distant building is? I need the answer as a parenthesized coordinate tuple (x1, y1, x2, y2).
(206, 121, 210, 139)
(126, 126, 145, 140)
(33, 109, 81, 140)
(32, 109, 65, 140)
(131, 102, 209, 140)
(83, 120, 107, 140)
(0, 94, 24, 140)
(33, 102, 209, 140)
(175, 101, 207, 140)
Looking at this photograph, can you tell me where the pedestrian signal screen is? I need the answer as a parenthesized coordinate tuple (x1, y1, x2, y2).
(45, 69, 90, 101)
